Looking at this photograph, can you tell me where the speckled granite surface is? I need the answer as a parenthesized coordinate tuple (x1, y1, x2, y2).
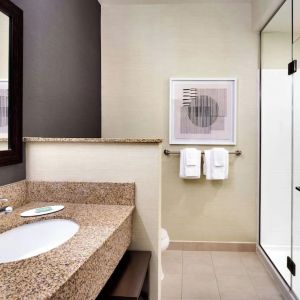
(0, 181, 28, 210)
(23, 137, 162, 144)
(26, 181, 135, 206)
(0, 201, 134, 300)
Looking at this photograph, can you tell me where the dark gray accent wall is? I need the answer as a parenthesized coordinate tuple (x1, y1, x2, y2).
(0, 0, 101, 186)
(0, 146, 25, 185)
(0, 163, 25, 185)
(14, 0, 102, 138)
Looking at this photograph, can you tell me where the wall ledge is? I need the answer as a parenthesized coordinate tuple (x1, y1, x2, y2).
(23, 137, 163, 144)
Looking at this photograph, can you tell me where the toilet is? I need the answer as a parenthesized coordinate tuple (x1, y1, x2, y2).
(161, 228, 170, 280)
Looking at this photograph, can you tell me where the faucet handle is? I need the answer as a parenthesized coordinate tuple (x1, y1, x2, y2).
(4, 206, 13, 214)
(0, 206, 13, 214)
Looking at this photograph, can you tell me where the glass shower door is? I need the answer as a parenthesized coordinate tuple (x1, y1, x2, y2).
(292, 0, 300, 296)
(260, 0, 293, 285)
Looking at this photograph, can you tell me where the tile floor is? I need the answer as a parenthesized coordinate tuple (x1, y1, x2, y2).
(162, 250, 284, 300)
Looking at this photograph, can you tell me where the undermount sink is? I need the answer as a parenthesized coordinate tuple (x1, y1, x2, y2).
(0, 219, 79, 264)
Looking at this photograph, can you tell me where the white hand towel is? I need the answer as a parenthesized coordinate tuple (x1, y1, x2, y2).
(204, 148, 229, 180)
(212, 148, 226, 167)
(211, 148, 229, 180)
(185, 148, 199, 166)
(204, 150, 212, 179)
(179, 148, 201, 179)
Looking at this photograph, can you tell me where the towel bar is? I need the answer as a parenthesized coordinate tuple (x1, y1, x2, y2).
(163, 149, 242, 156)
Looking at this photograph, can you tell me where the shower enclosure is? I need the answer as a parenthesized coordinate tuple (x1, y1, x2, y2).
(260, 0, 300, 298)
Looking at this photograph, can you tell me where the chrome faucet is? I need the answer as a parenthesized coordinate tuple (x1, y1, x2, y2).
(0, 198, 13, 215)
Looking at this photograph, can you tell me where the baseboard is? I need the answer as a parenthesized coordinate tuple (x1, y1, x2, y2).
(168, 240, 256, 252)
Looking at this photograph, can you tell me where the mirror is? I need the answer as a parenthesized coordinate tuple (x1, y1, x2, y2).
(0, 0, 22, 166)
(0, 12, 9, 150)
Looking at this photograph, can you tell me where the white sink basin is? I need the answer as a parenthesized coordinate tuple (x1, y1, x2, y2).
(0, 219, 79, 264)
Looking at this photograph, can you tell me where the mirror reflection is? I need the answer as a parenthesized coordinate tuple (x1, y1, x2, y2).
(0, 11, 9, 150)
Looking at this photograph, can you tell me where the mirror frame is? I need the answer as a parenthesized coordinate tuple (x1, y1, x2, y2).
(0, 0, 22, 166)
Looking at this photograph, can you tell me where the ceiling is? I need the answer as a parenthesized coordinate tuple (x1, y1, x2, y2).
(99, 0, 251, 5)
(263, 0, 300, 35)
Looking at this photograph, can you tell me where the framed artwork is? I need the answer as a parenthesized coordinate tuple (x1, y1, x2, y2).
(169, 78, 237, 145)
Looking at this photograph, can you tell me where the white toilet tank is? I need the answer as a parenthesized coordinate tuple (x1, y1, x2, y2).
(161, 228, 170, 252)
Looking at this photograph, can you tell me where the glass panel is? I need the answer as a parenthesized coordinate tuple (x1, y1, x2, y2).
(260, 0, 293, 285)
(292, 0, 300, 296)
(0, 12, 9, 150)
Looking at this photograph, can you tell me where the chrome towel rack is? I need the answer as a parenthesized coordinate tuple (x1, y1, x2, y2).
(163, 149, 242, 156)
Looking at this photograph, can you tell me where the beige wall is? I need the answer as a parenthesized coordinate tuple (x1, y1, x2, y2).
(0, 12, 9, 80)
(26, 141, 162, 300)
(102, 2, 259, 243)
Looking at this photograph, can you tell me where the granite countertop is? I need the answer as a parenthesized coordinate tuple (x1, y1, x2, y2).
(0, 201, 134, 300)
(23, 137, 163, 144)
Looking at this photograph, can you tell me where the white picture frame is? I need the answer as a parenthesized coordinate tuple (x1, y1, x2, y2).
(169, 78, 237, 145)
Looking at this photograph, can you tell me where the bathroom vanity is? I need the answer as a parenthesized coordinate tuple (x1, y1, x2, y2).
(0, 181, 135, 300)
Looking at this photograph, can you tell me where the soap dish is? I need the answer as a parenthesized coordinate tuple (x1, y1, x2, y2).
(20, 205, 64, 217)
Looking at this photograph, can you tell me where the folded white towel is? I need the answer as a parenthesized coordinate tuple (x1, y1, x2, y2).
(203, 150, 211, 178)
(180, 148, 201, 179)
(213, 148, 226, 167)
(185, 149, 198, 166)
(204, 148, 229, 180)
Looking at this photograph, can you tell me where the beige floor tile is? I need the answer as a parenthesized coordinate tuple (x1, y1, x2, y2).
(182, 298, 220, 300)
(162, 250, 183, 275)
(163, 299, 219, 300)
(216, 274, 259, 300)
(183, 251, 214, 275)
(161, 250, 283, 300)
(257, 295, 284, 300)
(211, 251, 248, 275)
(182, 273, 220, 299)
(240, 252, 269, 276)
(250, 273, 283, 300)
(162, 274, 182, 298)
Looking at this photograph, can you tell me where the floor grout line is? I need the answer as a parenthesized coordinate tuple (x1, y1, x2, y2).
(210, 251, 222, 300)
(239, 252, 262, 300)
(180, 249, 183, 300)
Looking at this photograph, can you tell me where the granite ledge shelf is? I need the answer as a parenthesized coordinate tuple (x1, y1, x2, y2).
(0, 202, 134, 300)
(23, 137, 163, 144)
